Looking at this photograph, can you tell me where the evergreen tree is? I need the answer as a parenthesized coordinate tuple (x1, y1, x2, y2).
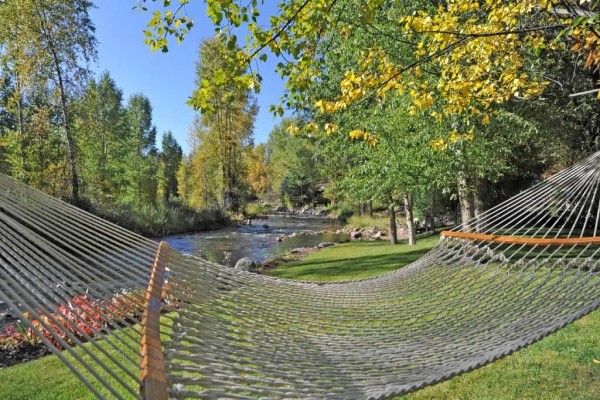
(160, 131, 183, 201)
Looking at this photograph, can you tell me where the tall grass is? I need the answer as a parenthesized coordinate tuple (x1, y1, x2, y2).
(82, 199, 228, 236)
(346, 214, 401, 229)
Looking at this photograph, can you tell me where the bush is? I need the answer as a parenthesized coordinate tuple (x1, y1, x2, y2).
(0, 294, 142, 351)
(243, 202, 270, 218)
(0, 286, 181, 355)
(331, 206, 354, 222)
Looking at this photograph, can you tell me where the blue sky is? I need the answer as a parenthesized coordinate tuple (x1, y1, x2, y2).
(89, 1, 286, 153)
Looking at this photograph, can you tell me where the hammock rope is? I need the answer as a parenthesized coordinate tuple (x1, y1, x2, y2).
(0, 151, 599, 399)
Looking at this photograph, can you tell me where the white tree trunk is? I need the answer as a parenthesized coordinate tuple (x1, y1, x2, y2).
(404, 193, 416, 245)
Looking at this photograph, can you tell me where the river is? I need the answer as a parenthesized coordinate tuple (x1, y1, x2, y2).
(163, 213, 347, 266)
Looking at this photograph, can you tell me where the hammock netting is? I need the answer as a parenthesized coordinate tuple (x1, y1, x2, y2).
(1, 152, 599, 399)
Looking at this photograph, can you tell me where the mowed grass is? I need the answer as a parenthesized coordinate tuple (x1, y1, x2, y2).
(267, 235, 440, 281)
(0, 316, 175, 400)
(267, 235, 600, 400)
(1, 236, 598, 399)
(0, 330, 139, 400)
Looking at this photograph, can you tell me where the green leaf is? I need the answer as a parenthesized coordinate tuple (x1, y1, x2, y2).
(227, 35, 237, 50)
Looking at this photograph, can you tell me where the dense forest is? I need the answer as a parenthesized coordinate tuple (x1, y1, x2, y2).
(1, 0, 599, 242)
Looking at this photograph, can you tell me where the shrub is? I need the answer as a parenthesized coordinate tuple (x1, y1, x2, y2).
(332, 206, 354, 222)
(0, 284, 181, 354)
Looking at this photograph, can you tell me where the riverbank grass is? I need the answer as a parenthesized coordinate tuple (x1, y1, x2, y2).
(267, 237, 600, 400)
(268, 235, 439, 281)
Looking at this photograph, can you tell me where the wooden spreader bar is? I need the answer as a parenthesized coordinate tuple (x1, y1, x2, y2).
(140, 241, 171, 400)
(442, 231, 600, 246)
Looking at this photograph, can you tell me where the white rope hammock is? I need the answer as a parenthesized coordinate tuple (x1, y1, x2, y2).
(0, 151, 599, 399)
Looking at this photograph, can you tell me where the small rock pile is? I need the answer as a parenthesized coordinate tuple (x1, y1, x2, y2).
(335, 227, 389, 241)
(277, 230, 326, 242)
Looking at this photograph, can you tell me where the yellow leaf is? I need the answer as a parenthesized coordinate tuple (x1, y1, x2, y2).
(349, 129, 364, 140)
(315, 100, 325, 113)
(325, 123, 338, 135)
(482, 115, 490, 125)
(286, 124, 300, 136)
(593, 359, 600, 364)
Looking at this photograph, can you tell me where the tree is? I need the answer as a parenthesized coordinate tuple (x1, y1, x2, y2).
(245, 143, 270, 197)
(266, 119, 320, 208)
(191, 36, 258, 211)
(74, 72, 130, 202)
(0, 0, 97, 203)
(141, 1, 599, 134)
(176, 154, 192, 203)
(0, 74, 14, 174)
(187, 116, 224, 209)
(127, 93, 159, 204)
(140, 0, 599, 225)
(0, 56, 70, 195)
(319, 93, 440, 245)
(160, 131, 183, 201)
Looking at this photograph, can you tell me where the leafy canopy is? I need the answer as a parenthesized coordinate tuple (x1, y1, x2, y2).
(137, 0, 599, 140)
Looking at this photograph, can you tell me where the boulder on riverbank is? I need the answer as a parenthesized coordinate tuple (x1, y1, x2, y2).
(273, 206, 331, 217)
(276, 231, 313, 243)
(335, 226, 389, 241)
(318, 242, 336, 249)
(234, 257, 256, 271)
(350, 230, 363, 240)
(290, 248, 309, 254)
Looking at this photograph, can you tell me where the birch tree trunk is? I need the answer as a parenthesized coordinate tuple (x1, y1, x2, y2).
(458, 172, 475, 232)
(404, 193, 416, 245)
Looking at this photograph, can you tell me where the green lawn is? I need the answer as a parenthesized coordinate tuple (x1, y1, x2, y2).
(267, 235, 440, 281)
(0, 329, 139, 399)
(0, 316, 175, 400)
(266, 236, 600, 400)
(1, 235, 598, 399)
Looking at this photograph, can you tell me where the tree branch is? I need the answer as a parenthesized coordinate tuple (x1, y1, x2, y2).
(413, 24, 567, 38)
(244, 0, 312, 64)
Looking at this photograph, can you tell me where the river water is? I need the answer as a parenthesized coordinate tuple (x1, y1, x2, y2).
(163, 214, 347, 267)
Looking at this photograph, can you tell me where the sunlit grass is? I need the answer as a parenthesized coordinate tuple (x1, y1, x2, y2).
(399, 309, 600, 400)
(267, 235, 439, 281)
(0, 316, 175, 400)
(268, 237, 600, 400)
